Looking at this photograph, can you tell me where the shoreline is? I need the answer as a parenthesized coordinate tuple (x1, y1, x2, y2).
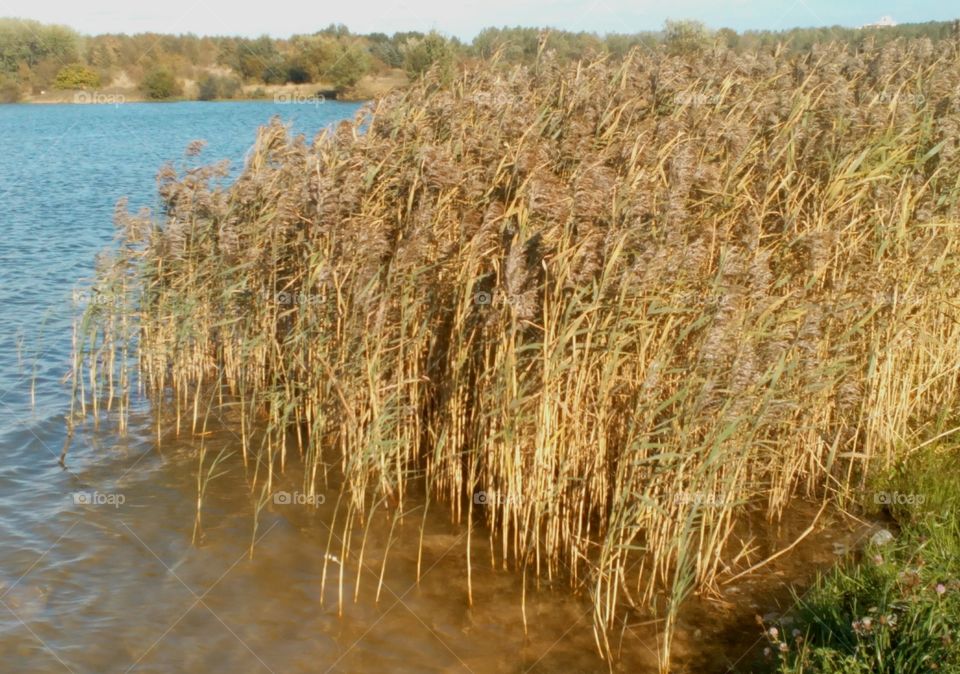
(12, 70, 407, 106)
(15, 96, 373, 105)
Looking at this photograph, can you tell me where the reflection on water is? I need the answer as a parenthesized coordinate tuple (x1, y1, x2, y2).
(1, 413, 668, 673)
(0, 101, 866, 673)
(1, 408, 871, 673)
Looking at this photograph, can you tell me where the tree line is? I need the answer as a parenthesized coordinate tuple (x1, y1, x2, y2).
(0, 17, 957, 102)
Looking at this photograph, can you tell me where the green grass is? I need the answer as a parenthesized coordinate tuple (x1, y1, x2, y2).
(767, 445, 960, 673)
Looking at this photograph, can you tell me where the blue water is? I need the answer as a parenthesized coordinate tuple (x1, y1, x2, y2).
(0, 100, 362, 427)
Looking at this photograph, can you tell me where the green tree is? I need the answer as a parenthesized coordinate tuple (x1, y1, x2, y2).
(715, 27, 740, 50)
(0, 19, 79, 75)
(284, 56, 313, 84)
(402, 32, 455, 79)
(325, 43, 370, 92)
(53, 64, 102, 90)
(290, 35, 334, 81)
(663, 19, 711, 55)
(260, 56, 290, 84)
(367, 33, 403, 68)
(318, 23, 351, 38)
(231, 35, 279, 81)
(86, 42, 115, 69)
(140, 68, 181, 99)
(472, 27, 543, 62)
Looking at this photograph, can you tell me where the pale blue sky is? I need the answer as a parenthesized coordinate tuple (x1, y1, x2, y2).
(0, 0, 955, 39)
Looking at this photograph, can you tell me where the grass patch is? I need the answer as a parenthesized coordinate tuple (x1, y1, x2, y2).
(766, 445, 960, 673)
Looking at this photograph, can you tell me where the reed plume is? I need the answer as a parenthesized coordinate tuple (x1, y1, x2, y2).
(74, 37, 960, 670)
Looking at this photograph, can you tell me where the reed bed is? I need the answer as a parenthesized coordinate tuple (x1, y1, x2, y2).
(74, 36, 960, 668)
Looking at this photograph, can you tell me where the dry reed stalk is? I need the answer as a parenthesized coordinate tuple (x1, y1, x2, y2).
(72, 36, 960, 669)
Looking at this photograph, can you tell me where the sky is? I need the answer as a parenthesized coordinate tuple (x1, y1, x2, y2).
(0, 0, 955, 39)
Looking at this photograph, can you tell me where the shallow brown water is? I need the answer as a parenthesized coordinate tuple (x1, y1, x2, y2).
(0, 412, 653, 673)
(0, 405, 879, 674)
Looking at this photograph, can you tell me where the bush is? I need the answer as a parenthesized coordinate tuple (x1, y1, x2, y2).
(196, 73, 241, 101)
(325, 44, 370, 92)
(53, 64, 101, 90)
(0, 19, 79, 75)
(663, 19, 711, 55)
(284, 57, 312, 84)
(261, 57, 290, 85)
(140, 68, 182, 100)
(0, 77, 20, 103)
(368, 33, 403, 69)
(402, 32, 454, 79)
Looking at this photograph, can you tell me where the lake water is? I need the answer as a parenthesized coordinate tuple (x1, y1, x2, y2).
(0, 100, 675, 674)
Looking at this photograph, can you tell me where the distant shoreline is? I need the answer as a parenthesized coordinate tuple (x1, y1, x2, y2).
(17, 95, 372, 105)
(13, 72, 406, 106)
